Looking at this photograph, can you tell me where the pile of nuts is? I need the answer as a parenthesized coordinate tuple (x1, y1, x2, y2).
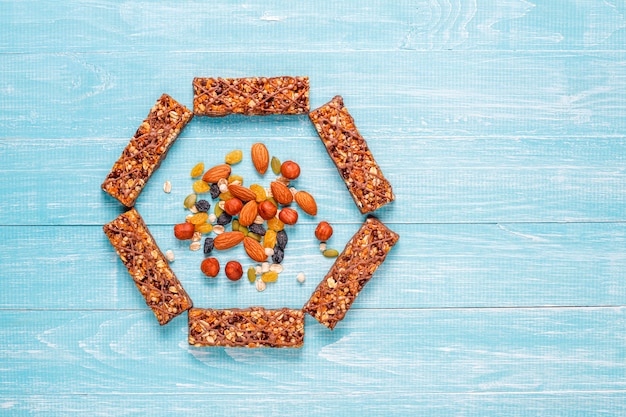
(171, 142, 332, 290)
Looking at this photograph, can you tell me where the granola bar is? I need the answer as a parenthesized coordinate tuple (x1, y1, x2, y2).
(103, 208, 192, 325)
(193, 76, 309, 116)
(102, 94, 193, 207)
(303, 216, 399, 329)
(309, 95, 394, 214)
(188, 307, 305, 348)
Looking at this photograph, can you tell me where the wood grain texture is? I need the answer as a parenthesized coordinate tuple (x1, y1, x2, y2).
(1, 0, 625, 415)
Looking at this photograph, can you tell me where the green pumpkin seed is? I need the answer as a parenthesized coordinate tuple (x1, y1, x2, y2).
(271, 156, 281, 175)
(247, 267, 256, 283)
(184, 193, 197, 209)
(323, 248, 339, 258)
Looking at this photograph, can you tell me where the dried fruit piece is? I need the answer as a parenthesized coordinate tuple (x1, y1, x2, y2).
(263, 229, 277, 249)
(276, 230, 288, 250)
(195, 199, 211, 213)
(195, 223, 213, 234)
(190, 162, 205, 178)
(249, 184, 267, 202)
(174, 222, 195, 240)
(278, 207, 298, 225)
(243, 236, 268, 262)
(202, 164, 231, 183)
(228, 184, 257, 202)
(251, 143, 269, 175)
(294, 191, 317, 215)
(225, 149, 243, 165)
(203, 237, 215, 254)
(219, 190, 234, 201)
(266, 217, 285, 232)
(188, 212, 209, 225)
(261, 271, 278, 283)
(315, 221, 333, 241)
(238, 200, 258, 227)
(201, 257, 220, 277)
(280, 160, 301, 180)
(213, 231, 245, 250)
(193, 180, 211, 193)
(270, 156, 281, 175)
(270, 181, 293, 205)
(225, 260, 243, 281)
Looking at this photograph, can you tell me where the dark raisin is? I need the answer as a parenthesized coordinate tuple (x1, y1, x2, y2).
(203, 237, 214, 255)
(209, 183, 220, 199)
(195, 199, 210, 213)
(217, 212, 232, 226)
(272, 246, 284, 264)
(276, 230, 288, 250)
(248, 223, 266, 236)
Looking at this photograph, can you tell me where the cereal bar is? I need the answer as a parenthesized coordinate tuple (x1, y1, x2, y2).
(309, 95, 394, 214)
(188, 307, 305, 348)
(193, 76, 309, 116)
(103, 208, 192, 325)
(102, 94, 193, 207)
(303, 216, 399, 329)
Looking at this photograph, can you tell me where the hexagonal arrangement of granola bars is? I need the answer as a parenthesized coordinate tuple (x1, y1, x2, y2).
(102, 76, 399, 348)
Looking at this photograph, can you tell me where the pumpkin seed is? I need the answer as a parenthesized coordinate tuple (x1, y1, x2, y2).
(323, 248, 339, 258)
(184, 193, 197, 209)
(247, 267, 256, 283)
(270, 156, 281, 175)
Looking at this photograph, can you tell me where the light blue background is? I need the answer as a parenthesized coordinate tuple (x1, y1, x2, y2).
(1, 1, 625, 415)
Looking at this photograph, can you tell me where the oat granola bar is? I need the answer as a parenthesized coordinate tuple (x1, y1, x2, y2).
(188, 307, 305, 348)
(309, 95, 394, 214)
(103, 208, 192, 325)
(102, 94, 193, 207)
(193, 76, 309, 117)
(303, 216, 399, 329)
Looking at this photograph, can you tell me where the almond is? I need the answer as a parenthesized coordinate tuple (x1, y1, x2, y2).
(238, 200, 258, 227)
(294, 190, 317, 216)
(202, 164, 231, 183)
(270, 181, 293, 205)
(213, 231, 245, 250)
(251, 143, 269, 175)
(243, 236, 268, 262)
(228, 184, 257, 202)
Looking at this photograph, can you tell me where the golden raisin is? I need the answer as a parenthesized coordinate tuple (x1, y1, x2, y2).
(225, 149, 243, 165)
(190, 162, 204, 178)
(189, 212, 209, 225)
(261, 271, 278, 283)
(192, 180, 210, 193)
(195, 223, 213, 234)
(249, 184, 267, 203)
(267, 217, 285, 232)
(263, 230, 277, 248)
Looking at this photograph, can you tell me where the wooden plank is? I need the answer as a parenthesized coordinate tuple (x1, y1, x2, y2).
(1, 223, 624, 310)
(1, 136, 625, 225)
(2, 392, 625, 416)
(1, 308, 624, 395)
(1, 52, 625, 139)
(1, 0, 624, 53)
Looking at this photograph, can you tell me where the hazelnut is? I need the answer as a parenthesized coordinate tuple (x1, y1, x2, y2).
(258, 200, 278, 220)
(174, 222, 195, 240)
(314, 221, 333, 241)
(278, 207, 298, 225)
(280, 160, 301, 180)
(201, 257, 220, 278)
(224, 260, 243, 281)
(224, 197, 243, 216)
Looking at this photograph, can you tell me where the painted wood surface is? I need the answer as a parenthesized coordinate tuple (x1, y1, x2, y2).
(1, 1, 625, 415)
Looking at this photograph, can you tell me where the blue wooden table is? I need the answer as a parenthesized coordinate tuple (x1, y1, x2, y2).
(1, 1, 625, 415)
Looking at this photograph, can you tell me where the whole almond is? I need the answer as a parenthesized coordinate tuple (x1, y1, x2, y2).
(294, 190, 317, 216)
(243, 236, 268, 262)
(213, 231, 245, 250)
(238, 200, 258, 227)
(251, 143, 269, 175)
(202, 164, 232, 183)
(270, 181, 293, 205)
(228, 184, 257, 202)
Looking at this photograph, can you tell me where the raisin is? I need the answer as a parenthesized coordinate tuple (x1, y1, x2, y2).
(217, 212, 233, 226)
(203, 237, 214, 255)
(272, 246, 284, 264)
(195, 199, 210, 213)
(276, 230, 288, 250)
(209, 183, 220, 199)
(248, 223, 266, 236)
